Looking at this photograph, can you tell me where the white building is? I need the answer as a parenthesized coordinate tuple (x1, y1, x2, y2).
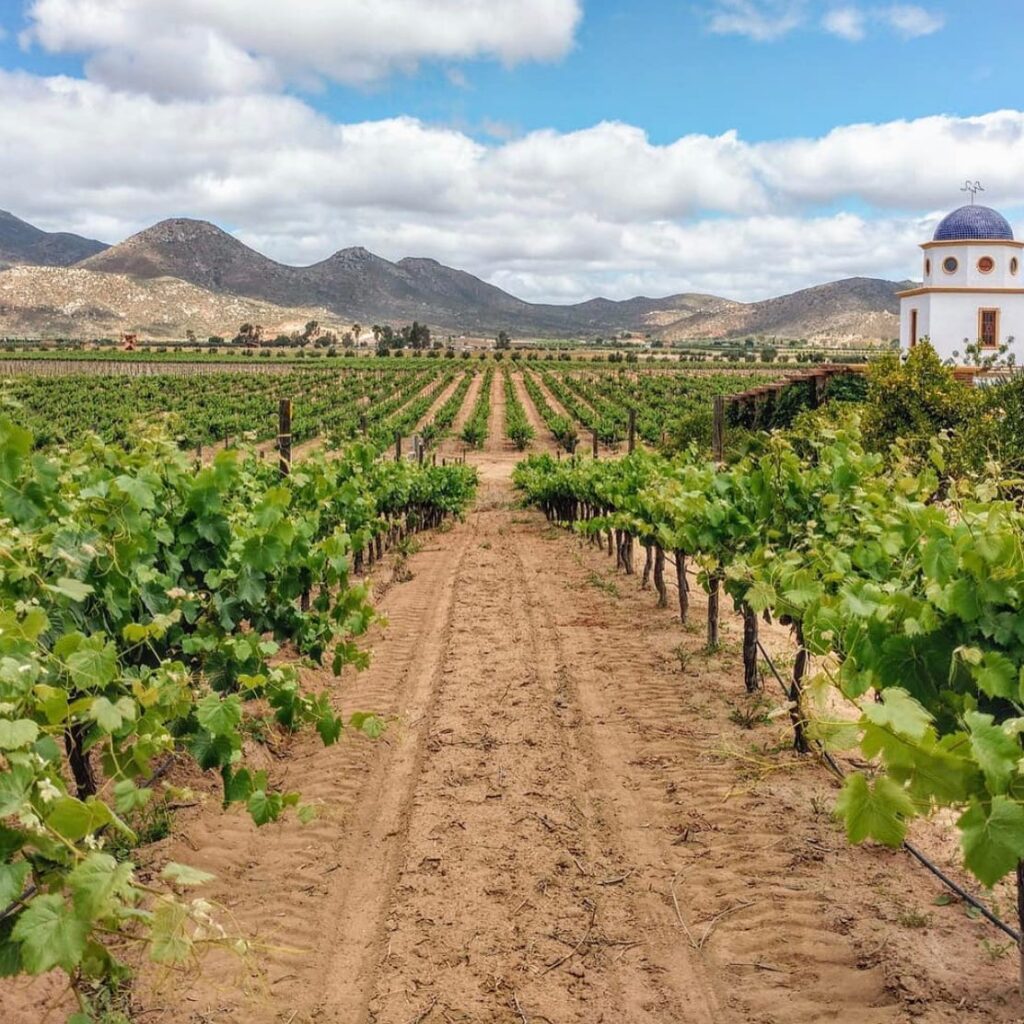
(899, 204, 1024, 362)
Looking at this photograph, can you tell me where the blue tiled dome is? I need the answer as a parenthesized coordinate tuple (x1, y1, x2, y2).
(933, 204, 1014, 241)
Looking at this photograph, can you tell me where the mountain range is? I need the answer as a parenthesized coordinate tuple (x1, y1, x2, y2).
(0, 210, 904, 342)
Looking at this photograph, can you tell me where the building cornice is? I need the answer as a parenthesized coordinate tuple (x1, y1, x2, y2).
(920, 239, 1024, 250)
(898, 285, 1024, 298)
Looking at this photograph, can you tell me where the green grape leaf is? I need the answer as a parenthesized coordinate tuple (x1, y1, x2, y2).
(958, 797, 1024, 888)
(973, 651, 1018, 701)
(90, 696, 136, 734)
(921, 537, 956, 584)
(68, 853, 135, 921)
(0, 860, 31, 906)
(11, 894, 89, 973)
(0, 719, 39, 750)
(965, 711, 1021, 796)
(46, 796, 113, 842)
(66, 642, 117, 691)
(835, 773, 915, 847)
(0, 917, 22, 977)
(195, 693, 242, 738)
(161, 863, 215, 888)
(47, 578, 93, 603)
(349, 712, 385, 740)
(744, 581, 776, 615)
(247, 789, 282, 826)
(316, 713, 342, 746)
(862, 688, 932, 741)
(149, 898, 190, 964)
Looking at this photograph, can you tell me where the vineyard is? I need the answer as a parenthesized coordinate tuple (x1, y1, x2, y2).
(3, 353, 1024, 1024)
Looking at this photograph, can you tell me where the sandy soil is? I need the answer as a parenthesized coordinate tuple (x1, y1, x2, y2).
(6, 407, 1024, 1024)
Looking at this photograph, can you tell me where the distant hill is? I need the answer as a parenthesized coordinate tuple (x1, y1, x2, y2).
(654, 277, 909, 344)
(0, 265, 345, 340)
(0, 212, 905, 341)
(0, 210, 108, 268)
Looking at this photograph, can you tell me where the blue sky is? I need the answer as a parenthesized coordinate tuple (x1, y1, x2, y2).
(1, 1, 1023, 302)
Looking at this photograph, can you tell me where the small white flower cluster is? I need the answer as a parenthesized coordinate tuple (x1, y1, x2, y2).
(83, 834, 106, 851)
(190, 898, 227, 942)
(17, 810, 47, 837)
(36, 778, 60, 803)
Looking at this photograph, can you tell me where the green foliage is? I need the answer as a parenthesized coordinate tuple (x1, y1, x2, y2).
(513, 413, 1024, 896)
(0, 414, 477, 1013)
(862, 343, 982, 465)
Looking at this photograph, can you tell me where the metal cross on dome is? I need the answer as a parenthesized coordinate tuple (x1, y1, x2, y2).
(961, 180, 985, 204)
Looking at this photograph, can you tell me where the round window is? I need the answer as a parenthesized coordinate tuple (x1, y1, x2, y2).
(924, 258, 931, 276)
(1012, 257, 1020, 275)
(942, 256, 959, 274)
(978, 256, 995, 273)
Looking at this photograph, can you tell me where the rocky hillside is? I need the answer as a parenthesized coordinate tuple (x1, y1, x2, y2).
(0, 212, 906, 341)
(654, 277, 908, 343)
(0, 265, 344, 340)
(0, 211, 108, 268)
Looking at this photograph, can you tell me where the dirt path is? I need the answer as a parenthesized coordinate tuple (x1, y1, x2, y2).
(512, 369, 558, 454)
(11, 423, 1021, 1024)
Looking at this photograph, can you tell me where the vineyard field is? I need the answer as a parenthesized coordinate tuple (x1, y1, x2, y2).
(2, 358, 1021, 1024)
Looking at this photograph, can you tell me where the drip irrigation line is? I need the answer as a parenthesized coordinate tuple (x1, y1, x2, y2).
(754, 637, 1020, 944)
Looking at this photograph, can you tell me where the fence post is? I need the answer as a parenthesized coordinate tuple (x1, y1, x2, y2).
(628, 407, 636, 454)
(278, 399, 292, 477)
(712, 395, 725, 463)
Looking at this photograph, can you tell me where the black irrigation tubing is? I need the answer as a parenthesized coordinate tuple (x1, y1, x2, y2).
(754, 636, 1022, 945)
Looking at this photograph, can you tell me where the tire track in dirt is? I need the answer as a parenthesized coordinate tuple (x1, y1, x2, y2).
(354, 486, 719, 1024)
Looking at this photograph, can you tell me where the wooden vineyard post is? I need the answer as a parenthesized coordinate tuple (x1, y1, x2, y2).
(395, 432, 402, 462)
(654, 546, 667, 608)
(707, 570, 721, 651)
(790, 621, 809, 753)
(712, 395, 725, 463)
(278, 399, 292, 477)
(592, 428, 599, 459)
(674, 551, 689, 624)
(627, 408, 636, 454)
(742, 605, 759, 693)
(359, 413, 368, 436)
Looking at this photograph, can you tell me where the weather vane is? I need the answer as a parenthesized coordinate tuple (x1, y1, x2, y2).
(961, 179, 985, 204)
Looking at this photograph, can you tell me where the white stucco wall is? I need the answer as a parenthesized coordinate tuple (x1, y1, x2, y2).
(901, 240, 1024, 361)
(901, 290, 1024, 361)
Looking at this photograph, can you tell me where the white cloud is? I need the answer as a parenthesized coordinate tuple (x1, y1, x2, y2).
(822, 7, 867, 41)
(707, 1, 806, 41)
(708, 1, 943, 42)
(3, 71, 1023, 303)
(880, 4, 944, 37)
(22, 0, 583, 97)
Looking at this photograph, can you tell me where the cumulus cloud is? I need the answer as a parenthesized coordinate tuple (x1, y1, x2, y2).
(2, 71, 1020, 303)
(21, 0, 583, 97)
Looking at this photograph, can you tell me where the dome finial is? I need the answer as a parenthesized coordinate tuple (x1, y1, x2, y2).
(961, 179, 985, 205)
